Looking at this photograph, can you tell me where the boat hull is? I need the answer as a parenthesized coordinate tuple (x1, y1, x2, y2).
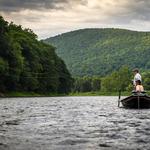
(121, 95, 150, 109)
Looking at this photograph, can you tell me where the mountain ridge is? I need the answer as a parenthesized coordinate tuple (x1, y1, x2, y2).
(46, 28, 150, 39)
(44, 28, 150, 76)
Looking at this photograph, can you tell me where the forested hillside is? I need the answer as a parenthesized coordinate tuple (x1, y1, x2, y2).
(44, 28, 150, 77)
(0, 16, 73, 94)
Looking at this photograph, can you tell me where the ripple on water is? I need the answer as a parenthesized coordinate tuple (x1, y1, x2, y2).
(99, 143, 112, 148)
(0, 143, 8, 149)
(4, 119, 21, 126)
(59, 139, 89, 146)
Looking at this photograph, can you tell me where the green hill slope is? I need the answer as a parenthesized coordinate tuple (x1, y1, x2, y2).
(44, 28, 150, 76)
(0, 16, 73, 94)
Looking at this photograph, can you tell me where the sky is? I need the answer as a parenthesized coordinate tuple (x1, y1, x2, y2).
(0, 0, 150, 39)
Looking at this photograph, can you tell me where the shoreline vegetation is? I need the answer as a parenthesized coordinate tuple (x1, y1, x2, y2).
(1, 16, 150, 98)
(0, 91, 147, 98)
(0, 16, 73, 95)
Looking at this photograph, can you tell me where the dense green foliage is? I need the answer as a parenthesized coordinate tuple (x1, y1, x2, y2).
(72, 66, 150, 93)
(101, 66, 132, 92)
(73, 66, 132, 93)
(73, 76, 101, 92)
(0, 16, 73, 94)
(44, 28, 150, 77)
(142, 71, 150, 91)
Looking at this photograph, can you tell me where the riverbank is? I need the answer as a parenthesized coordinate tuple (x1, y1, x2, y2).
(1, 91, 150, 98)
(0, 92, 66, 98)
(0, 91, 134, 97)
(69, 91, 131, 96)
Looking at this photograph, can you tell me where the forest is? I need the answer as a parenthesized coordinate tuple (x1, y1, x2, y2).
(45, 28, 150, 77)
(0, 16, 73, 95)
(72, 66, 150, 94)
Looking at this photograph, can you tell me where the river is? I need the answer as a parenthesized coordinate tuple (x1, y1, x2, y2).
(0, 96, 150, 150)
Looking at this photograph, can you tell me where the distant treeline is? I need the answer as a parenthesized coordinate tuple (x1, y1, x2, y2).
(0, 16, 73, 94)
(72, 66, 150, 93)
(73, 76, 101, 92)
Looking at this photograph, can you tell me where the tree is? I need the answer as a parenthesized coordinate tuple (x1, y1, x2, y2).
(101, 66, 132, 92)
(142, 71, 150, 90)
(92, 77, 101, 91)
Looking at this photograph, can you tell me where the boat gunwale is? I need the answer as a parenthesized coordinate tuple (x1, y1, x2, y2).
(121, 95, 150, 102)
(120, 94, 150, 109)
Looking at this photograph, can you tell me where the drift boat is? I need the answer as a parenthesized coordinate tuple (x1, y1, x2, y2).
(120, 92, 150, 109)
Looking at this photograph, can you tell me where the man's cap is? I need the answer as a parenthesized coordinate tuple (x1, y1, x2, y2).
(133, 68, 139, 72)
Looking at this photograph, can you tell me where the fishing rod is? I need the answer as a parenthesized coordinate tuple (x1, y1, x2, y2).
(118, 89, 121, 107)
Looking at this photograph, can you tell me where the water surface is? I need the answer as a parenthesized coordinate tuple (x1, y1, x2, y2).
(0, 96, 150, 150)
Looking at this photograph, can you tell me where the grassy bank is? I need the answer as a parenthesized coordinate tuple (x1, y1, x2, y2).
(1, 91, 150, 97)
(69, 91, 131, 96)
(1, 92, 66, 97)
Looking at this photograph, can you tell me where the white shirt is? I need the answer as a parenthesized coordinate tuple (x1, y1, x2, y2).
(133, 73, 142, 86)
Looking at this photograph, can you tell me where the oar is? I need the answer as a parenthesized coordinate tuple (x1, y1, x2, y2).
(137, 95, 140, 109)
(118, 90, 121, 107)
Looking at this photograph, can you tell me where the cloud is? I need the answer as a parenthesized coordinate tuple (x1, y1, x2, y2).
(0, 0, 150, 39)
(0, 0, 86, 12)
(108, 0, 150, 24)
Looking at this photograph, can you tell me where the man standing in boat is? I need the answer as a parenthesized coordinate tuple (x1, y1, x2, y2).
(133, 68, 142, 88)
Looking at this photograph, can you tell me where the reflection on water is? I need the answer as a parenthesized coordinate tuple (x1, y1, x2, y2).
(0, 96, 150, 150)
